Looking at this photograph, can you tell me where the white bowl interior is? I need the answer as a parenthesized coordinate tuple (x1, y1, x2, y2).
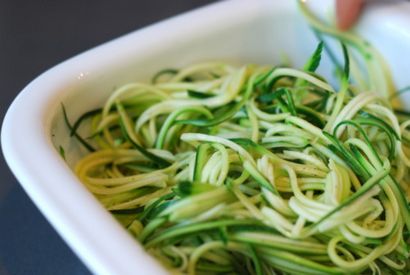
(51, 0, 326, 168)
(4, 0, 410, 274)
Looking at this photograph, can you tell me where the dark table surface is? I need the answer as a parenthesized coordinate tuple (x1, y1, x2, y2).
(0, 1, 217, 274)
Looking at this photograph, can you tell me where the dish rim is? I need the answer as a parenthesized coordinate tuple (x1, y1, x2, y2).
(2, 0, 410, 274)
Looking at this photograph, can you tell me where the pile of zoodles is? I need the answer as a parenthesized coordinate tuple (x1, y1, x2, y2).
(63, 2, 410, 274)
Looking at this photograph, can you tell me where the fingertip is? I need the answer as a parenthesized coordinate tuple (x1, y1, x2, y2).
(336, 0, 365, 31)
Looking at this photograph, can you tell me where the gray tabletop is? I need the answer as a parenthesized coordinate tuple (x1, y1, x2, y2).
(0, 1, 217, 274)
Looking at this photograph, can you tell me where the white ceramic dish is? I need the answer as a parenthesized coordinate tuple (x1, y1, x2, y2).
(2, 0, 410, 274)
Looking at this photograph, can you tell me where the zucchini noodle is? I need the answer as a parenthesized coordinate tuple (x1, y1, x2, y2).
(62, 2, 410, 274)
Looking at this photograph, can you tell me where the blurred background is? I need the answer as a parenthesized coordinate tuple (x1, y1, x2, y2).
(0, 1, 217, 274)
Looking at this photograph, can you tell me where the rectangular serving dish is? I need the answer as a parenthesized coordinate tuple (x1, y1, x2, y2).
(2, 0, 410, 274)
